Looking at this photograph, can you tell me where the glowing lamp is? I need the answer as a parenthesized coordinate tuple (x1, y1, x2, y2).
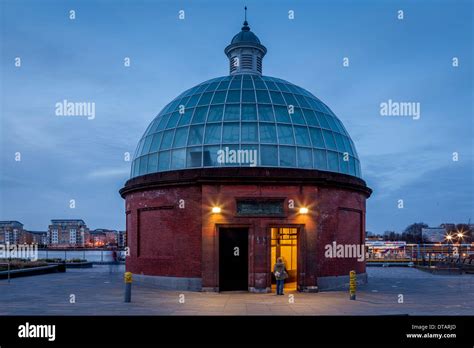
(299, 207, 309, 214)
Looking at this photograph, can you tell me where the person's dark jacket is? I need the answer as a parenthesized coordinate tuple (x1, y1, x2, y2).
(273, 261, 288, 280)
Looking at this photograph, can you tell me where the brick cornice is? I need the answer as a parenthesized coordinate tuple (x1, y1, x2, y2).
(120, 167, 372, 198)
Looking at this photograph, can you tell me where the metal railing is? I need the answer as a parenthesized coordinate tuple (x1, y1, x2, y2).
(0, 262, 11, 283)
(36, 249, 126, 263)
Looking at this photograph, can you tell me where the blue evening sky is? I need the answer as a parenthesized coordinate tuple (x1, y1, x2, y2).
(0, 0, 472, 233)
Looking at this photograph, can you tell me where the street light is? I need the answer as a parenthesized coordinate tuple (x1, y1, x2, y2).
(444, 234, 454, 259)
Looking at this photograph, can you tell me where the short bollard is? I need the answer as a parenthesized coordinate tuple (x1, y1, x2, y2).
(124, 272, 132, 303)
(349, 270, 356, 300)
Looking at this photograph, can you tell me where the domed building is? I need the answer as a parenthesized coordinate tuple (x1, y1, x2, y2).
(120, 16, 371, 292)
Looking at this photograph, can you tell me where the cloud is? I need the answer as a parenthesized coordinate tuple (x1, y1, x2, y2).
(86, 167, 129, 179)
(363, 149, 454, 198)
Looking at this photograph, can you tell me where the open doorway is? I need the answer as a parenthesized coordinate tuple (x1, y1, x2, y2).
(270, 227, 298, 291)
(219, 227, 248, 291)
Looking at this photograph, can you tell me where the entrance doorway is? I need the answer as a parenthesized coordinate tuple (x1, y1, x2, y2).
(219, 227, 248, 291)
(270, 227, 298, 291)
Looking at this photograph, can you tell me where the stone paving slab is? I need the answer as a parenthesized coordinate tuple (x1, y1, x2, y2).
(0, 266, 472, 315)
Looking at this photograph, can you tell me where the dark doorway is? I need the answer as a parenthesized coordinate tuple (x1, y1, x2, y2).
(219, 227, 248, 291)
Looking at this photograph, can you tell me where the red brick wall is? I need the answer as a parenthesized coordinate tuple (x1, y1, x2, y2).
(125, 186, 202, 277)
(124, 182, 367, 289)
(316, 187, 366, 278)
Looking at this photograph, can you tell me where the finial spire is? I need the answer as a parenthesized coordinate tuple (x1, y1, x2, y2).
(225, 8, 267, 75)
(242, 6, 249, 31)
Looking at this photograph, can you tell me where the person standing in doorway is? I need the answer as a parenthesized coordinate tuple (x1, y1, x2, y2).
(273, 257, 288, 295)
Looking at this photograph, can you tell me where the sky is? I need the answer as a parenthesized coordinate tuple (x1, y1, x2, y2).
(0, 0, 472, 234)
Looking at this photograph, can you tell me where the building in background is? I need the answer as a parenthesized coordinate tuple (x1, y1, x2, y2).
(26, 231, 48, 246)
(118, 230, 126, 248)
(422, 223, 473, 244)
(86, 229, 126, 248)
(422, 227, 446, 243)
(0, 221, 24, 244)
(88, 229, 106, 247)
(47, 219, 89, 248)
(365, 240, 407, 259)
(1, 220, 125, 249)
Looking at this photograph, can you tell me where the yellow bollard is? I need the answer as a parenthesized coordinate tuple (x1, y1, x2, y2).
(349, 270, 356, 300)
(124, 272, 132, 302)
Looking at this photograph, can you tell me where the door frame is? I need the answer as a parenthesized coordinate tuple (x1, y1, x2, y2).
(267, 224, 305, 291)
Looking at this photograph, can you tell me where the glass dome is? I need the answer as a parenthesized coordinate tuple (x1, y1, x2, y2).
(131, 74, 362, 179)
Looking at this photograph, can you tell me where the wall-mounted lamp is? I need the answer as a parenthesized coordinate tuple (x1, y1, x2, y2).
(211, 206, 221, 214)
(299, 207, 309, 214)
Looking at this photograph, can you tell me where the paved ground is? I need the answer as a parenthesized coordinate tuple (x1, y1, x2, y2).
(0, 265, 473, 315)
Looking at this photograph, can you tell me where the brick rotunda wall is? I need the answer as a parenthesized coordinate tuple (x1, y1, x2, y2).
(124, 185, 203, 278)
(121, 168, 371, 290)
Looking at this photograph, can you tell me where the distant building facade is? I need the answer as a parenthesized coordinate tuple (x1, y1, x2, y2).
(1, 219, 126, 249)
(0, 221, 24, 244)
(26, 231, 48, 246)
(422, 227, 446, 243)
(47, 219, 89, 248)
(88, 229, 126, 248)
(423, 223, 473, 243)
(118, 230, 126, 248)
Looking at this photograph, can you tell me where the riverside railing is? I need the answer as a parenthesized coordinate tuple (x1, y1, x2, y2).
(0, 262, 11, 283)
(36, 249, 126, 263)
